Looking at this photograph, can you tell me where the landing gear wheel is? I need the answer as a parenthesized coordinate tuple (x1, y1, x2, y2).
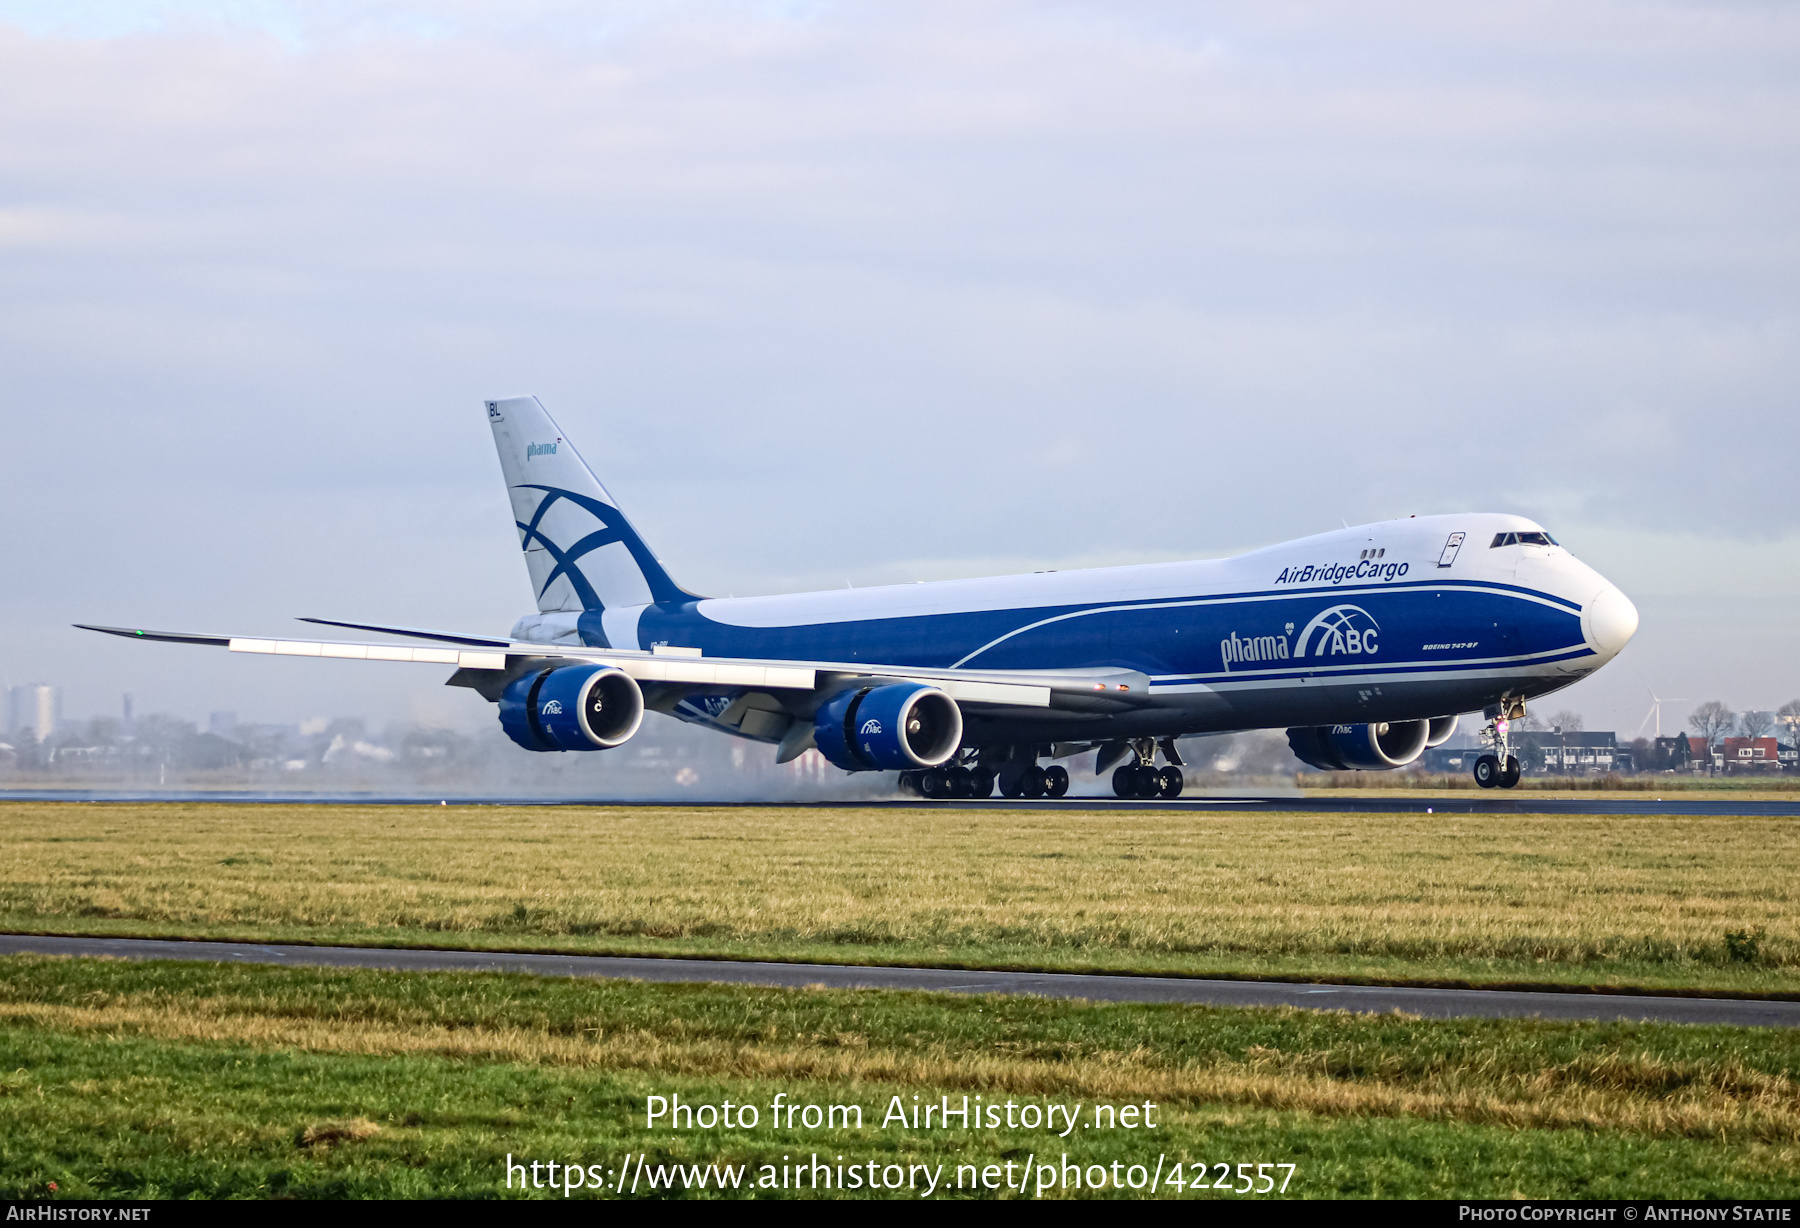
(1473, 754, 1500, 789)
(1043, 765, 1070, 798)
(1111, 765, 1138, 798)
(1135, 765, 1161, 798)
(998, 772, 1024, 798)
(1021, 765, 1048, 798)
(1158, 765, 1184, 798)
(919, 770, 948, 799)
(968, 768, 996, 798)
(1499, 755, 1521, 789)
(948, 766, 977, 798)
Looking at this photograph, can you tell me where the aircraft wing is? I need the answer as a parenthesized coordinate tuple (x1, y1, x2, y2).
(73, 623, 1153, 715)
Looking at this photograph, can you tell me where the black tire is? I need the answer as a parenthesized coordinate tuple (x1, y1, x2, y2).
(969, 768, 996, 798)
(1473, 754, 1499, 789)
(948, 766, 974, 798)
(1044, 765, 1070, 798)
(1133, 765, 1160, 798)
(1111, 765, 1138, 798)
(1158, 765, 1184, 798)
(998, 772, 1024, 799)
(1499, 755, 1521, 789)
(1021, 765, 1048, 799)
(919, 770, 947, 799)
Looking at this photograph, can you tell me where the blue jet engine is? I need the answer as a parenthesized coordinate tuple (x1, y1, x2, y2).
(1286, 719, 1434, 771)
(814, 682, 962, 772)
(500, 664, 645, 752)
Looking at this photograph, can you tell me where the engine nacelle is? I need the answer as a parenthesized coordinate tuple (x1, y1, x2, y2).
(1287, 720, 1432, 771)
(814, 682, 962, 772)
(1425, 714, 1459, 747)
(499, 664, 644, 752)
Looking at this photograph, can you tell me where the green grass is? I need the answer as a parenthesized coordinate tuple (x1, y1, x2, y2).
(0, 956, 1796, 1199)
(0, 802, 1794, 994)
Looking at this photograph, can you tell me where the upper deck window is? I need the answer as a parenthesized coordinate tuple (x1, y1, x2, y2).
(1490, 531, 1558, 548)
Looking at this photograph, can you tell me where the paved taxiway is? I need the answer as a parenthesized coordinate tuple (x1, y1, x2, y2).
(3, 934, 1795, 1027)
(5, 789, 1797, 816)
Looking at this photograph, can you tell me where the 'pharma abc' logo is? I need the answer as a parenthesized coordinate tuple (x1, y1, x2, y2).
(1221, 604, 1383, 673)
(1293, 605, 1380, 658)
(526, 441, 559, 460)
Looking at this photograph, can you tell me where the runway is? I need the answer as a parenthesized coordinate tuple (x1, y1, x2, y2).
(2, 788, 1796, 816)
(3, 934, 1795, 1027)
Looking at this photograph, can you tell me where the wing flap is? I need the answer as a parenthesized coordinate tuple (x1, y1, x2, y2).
(230, 637, 506, 670)
(914, 677, 1050, 707)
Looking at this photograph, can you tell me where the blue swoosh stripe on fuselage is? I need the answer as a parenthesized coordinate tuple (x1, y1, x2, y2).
(627, 581, 1588, 681)
(1152, 645, 1601, 689)
(943, 582, 1577, 670)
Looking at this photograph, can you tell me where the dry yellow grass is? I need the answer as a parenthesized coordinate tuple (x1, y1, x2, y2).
(0, 802, 1794, 987)
(299, 1117, 382, 1148)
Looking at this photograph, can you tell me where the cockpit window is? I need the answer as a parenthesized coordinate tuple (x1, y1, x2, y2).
(1490, 531, 1558, 548)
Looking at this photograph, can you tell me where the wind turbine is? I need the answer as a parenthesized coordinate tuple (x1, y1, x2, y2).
(1637, 681, 1689, 739)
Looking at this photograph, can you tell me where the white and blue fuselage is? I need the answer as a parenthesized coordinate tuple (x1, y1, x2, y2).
(512, 512, 1637, 748)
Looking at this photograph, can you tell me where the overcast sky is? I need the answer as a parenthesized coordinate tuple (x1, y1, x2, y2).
(2, 0, 1796, 738)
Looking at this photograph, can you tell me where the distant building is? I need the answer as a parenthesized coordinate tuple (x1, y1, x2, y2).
(187, 733, 245, 770)
(1515, 730, 1628, 774)
(5, 684, 59, 738)
(1645, 736, 1695, 772)
(1420, 745, 1478, 774)
(1418, 732, 1627, 775)
(1719, 736, 1782, 773)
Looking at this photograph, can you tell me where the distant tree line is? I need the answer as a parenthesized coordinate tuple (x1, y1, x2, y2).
(1687, 700, 1800, 743)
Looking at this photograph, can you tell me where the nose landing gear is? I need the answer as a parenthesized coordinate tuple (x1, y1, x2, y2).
(1475, 700, 1525, 790)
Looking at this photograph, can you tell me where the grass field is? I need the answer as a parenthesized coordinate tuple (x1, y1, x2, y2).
(0, 802, 1793, 994)
(0, 955, 1795, 1199)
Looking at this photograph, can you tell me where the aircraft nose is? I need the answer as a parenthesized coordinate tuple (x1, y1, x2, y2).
(1582, 584, 1639, 658)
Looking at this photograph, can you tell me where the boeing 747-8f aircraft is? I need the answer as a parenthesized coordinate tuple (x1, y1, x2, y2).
(82, 396, 1638, 798)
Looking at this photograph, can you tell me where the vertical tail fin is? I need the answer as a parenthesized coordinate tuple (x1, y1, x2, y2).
(485, 396, 697, 614)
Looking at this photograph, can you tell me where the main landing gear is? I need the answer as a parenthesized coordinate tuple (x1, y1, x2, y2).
(997, 762, 1070, 799)
(1474, 699, 1525, 790)
(1111, 738, 1185, 799)
(901, 760, 1069, 799)
(901, 737, 1188, 801)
